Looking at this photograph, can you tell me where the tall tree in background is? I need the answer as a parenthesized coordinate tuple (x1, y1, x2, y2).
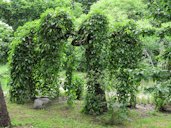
(0, 82, 11, 127)
(148, 0, 171, 25)
(75, 0, 98, 13)
(0, 0, 82, 29)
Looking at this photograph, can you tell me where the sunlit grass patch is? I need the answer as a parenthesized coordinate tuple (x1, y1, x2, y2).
(0, 64, 9, 92)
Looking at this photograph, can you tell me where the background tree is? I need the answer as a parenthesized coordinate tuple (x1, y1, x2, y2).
(75, 0, 98, 13)
(144, 0, 171, 111)
(147, 0, 171, 25)
(0, 0, 82, 29)
(0, 21, 13, 64)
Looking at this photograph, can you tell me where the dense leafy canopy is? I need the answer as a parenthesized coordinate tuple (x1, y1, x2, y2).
(0, 21, 13, 64)
(90, 0, 147, 23)
(148, 0, 171, 24)
(0, 0, 82, 29)
(75, 0, 98, 13)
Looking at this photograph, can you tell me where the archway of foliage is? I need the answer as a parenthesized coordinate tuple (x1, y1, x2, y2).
(72, 11, 109, 115)
(0, 0, 82, 29)
(9, 20, 39, 104)
(9, 8, 74, 103)
(37, 8, 74, 98)
(109, 21, 142, 110)
(0, 21, 13, 64)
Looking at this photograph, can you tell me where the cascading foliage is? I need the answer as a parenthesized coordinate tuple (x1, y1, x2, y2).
(37, 8, 74, 97)
(72, 11, 109, 115)
(9, 7, 74, 103)
(109, 20, 142, 109)
(9, 20, 39, 104)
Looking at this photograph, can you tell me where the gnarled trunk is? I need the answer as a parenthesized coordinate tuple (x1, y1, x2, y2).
(0, 84, 11, 127)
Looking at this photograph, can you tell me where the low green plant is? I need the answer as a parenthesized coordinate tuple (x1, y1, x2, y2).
(107, 97, 129, 125)
(145, 79, 171, 111)
(72, 75, 84, 100)
(64, 75, 85, 106)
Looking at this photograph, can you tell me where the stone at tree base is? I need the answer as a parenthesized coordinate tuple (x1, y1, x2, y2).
(33, 98, 51, 109)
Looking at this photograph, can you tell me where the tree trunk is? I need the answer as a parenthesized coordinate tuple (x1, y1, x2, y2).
(0, 84, 11, 127)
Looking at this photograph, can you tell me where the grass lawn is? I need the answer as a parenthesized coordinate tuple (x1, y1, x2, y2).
(2, 64, 171, 128)
(6, 99, 171, 128)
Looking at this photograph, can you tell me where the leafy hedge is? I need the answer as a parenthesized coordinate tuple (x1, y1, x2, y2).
(0, 0, 82, 29)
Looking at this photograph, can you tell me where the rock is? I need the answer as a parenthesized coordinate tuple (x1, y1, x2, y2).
(39, 97, 51, 104)
(33, 97, 51, 109)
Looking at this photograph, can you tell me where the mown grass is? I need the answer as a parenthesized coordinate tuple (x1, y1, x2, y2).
(6, 100, 171, 128)
(2, 64, 171, 128)
(8, 101, 115, 128)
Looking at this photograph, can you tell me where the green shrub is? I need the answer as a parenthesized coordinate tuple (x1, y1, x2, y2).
(146, 76, 171, 111)
(107, 97, 128, 125)
(72, 75, 84, 100)
(64, 75, 85, 106)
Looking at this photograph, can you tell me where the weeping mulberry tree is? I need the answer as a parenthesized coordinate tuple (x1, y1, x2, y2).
(72, 11, 109, 115)
(37, 8, 74, 97)
(9, 20, 39, 104)
(109, 21, 142, 109)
